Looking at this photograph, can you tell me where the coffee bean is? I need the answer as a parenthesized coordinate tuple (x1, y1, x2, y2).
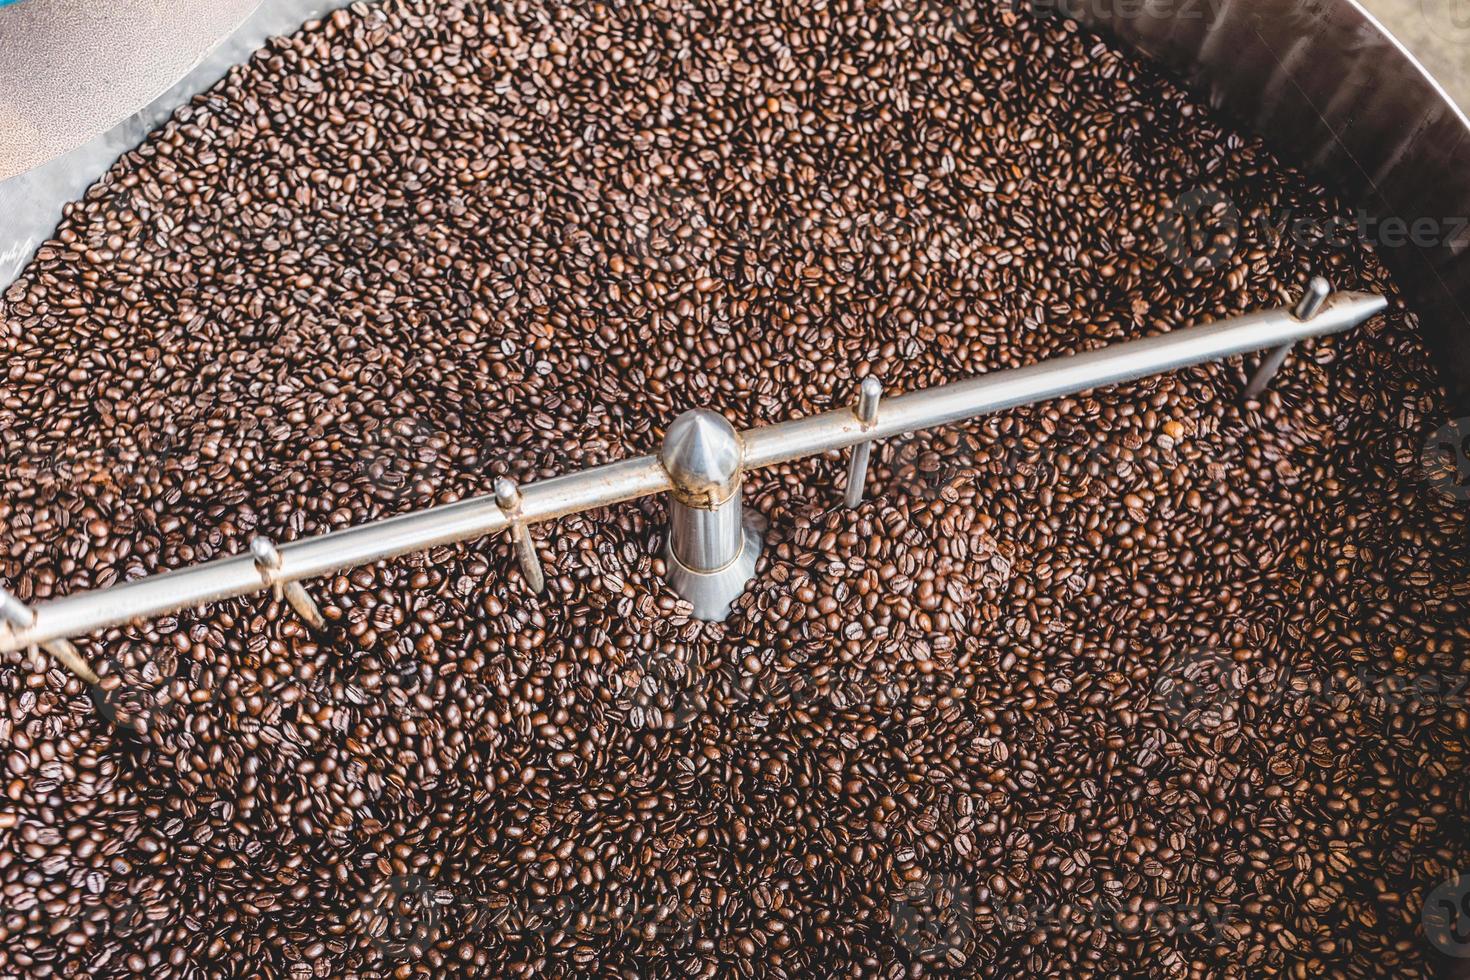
(0, 0, 1464, 977)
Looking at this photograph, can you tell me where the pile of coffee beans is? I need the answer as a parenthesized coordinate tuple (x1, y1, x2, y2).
(2, 0, 1467, 976)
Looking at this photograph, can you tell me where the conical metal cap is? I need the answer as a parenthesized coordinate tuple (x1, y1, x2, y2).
(661, 409, 744, 508)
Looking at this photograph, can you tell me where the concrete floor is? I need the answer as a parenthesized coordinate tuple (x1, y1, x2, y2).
(1362, 0, 1470, 112)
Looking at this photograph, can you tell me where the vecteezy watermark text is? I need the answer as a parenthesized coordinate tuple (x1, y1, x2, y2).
(1155, 647, 1469, 732)
(891, 867, 1238, 966)
(354, 875, 707, 965)
(1423, 872, 1470, 958)
(1156, 187, 1470, 270)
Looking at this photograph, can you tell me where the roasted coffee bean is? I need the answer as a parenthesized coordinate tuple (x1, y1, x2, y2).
(0, 1, 1466, 978)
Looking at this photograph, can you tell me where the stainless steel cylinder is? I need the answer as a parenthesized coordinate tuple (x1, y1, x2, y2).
(660, 409, 762, 621)
(669, 492, 746, 572)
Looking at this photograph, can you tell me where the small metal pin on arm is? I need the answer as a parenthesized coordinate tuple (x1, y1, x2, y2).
(0, 586, 99, 684)
(495, 478, 546, 594)
(251, 536, 326, 630)
(844, 377, 883, 508)
(1244, 277, 1331, 400)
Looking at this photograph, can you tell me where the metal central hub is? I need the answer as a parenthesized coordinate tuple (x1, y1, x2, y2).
(660, 409, 763, 621)
(662, 410, 745, 508)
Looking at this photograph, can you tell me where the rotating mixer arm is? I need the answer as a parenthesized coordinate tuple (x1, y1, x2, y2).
(0, 280, 1386, 684)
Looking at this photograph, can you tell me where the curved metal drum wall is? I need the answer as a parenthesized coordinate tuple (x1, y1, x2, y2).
(1057, 0, 1470, 404)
